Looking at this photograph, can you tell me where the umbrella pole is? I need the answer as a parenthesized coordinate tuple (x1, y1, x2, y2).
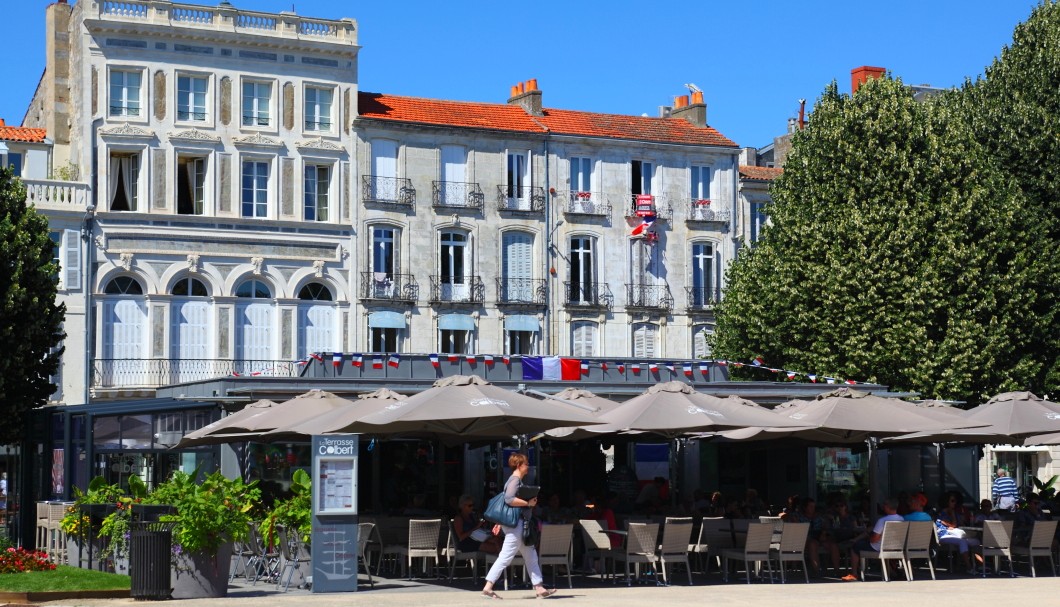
(867, 437, 880, 520)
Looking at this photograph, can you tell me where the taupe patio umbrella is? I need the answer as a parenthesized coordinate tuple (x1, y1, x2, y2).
(539, 389, 622, 441)
(350, 375, 604, 438)
(889, 391, 1060, 444)
(174, 399, 281, 448)
(259, 388, 407, 442)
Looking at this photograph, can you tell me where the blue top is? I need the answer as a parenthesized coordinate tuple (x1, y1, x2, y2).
(904, 512, 933, 522)
(992, 476, 1018, 499)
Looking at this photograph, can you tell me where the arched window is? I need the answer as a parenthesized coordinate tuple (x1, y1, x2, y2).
(104, 276, 144, 295)
(298, 282, 335, 358)
(235, 280, 272, 298)
(298, 282, 333, 301)
(235, 280, 273, 363)
(171, 277, 208, 297)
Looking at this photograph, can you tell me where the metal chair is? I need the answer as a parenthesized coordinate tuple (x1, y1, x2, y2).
(578, 519, 618, 580)
(657, 517, 694, 585)
(721, 522, 774, 583)
(903, 521, 936, 581)
(229, 538, 256, 582)
(612, 522, 660, 586)
(772, 522, 810, 584)
(356, 522, 376, 587)
(443, 519, 482, 583)
(1012, 519, 1058, 577)
(978, 520, 1015, 578)
(537, 523, 575, 588)
(276, 525, 312, 592)
(246, 523, 280, 584)
(383, 518, 442, 579)
(859, 521, 909, 582)
(694, 517, 734, 574)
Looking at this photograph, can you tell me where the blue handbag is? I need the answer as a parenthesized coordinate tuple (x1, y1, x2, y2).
(483, 491, 520, 527)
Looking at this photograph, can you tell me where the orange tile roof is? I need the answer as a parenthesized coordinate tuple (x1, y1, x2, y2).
(739, 165, 784, 181)
(0, 125, 47, 143)
(358, 92, 737, 148)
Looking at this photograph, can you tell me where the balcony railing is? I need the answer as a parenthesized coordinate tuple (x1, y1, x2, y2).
(93, 358, 301, 389)
(625, 194, 672, 222)
(432, 181, 485, 210)
(626, 284, 674, 311)
(360, 272, 419, 302)
(563, 282, 614, 309)
(686, 286, 722, 310)
(496, 278, 547, 305)
(362, 175, 415, 206)
(496, 185, 545, 214)
(429, 275, 485, 304)
(687, 199, 731, 223)
(562, 191, 611, 217)
(23, 179, 92, 211)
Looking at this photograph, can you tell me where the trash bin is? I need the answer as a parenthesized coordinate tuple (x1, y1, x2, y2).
(130, 521, 174, 600)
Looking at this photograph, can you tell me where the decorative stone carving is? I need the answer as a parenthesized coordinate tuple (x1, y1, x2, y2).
(91, 67, 98, 116)
(220, 77, 231, 125)
(154, 70, 166, 121)
(337, 245, 348, 260)
(99, 123, 155, 140)
(187, 254, 200, 273)
(119, 252, 134, 270)
(233, 133, 283, 148)
(313, 260, 325, 277)
(95, 234, 107, 250)
(295, 137, 344, 152)
(169, 129, 221, 143)
(283, 82, 295, 130)
(250, 257, 264, 275)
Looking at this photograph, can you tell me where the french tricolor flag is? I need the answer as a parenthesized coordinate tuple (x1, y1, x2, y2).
(787, 371, 796, 380)
(665, 362, 675, 374)
(649, 362, 659, 373)
(351, 353, 363, 368)
(600, 361, 609, 372)
(484, 354, 495, 367)
(332, 353, 343, 367)
(630, 214, 656, 236)
(448, 353, 459, 363)
(309, 352, 324, 363)
(617, 362, 626, 373)
(372, 356, 383, 369)
(752, 356, 765, 367)
(808, 374, 817, 383)
(466, 354, 476, 364)
(631, 364, 641, 374)
(716, 360, 728, 367)
(502, 355, 510, 365)
(580, 361, 589, 375)
(699, 362, 710, 374)
(388, 353, 400, 368)
(429, 353, 440, 368)
(683, 364, 693, 377)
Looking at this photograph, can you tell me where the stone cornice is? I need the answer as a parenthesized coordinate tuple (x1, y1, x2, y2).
(232, 133, 284, 149)
(99, 123, 155, 140)
(169, 128, 222, 144)
(295, 137, 346, 153)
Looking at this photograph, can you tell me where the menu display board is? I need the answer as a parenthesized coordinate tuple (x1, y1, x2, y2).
(313, 437, 358, 515)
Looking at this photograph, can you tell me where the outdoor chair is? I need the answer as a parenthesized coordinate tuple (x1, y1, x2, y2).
(657, 517, 694, 585)
(537, 523, 575, 588)
(859, 521, 909, 582)
(694, 517, 734, 574)
(721, 522, 774, 584)
(1011, 519, 1058, 577)
(356, 522, 376, 588)
(612, 522, 661, 586)
(978, 520, 1015, 578)
(358, 518, 383, 575)
(246, 523, 280, 584)
(276, 525, 312, 592)
(931, 522, 961, 573)
(903, 521, 936, 581)
(578, 518, 618, 580)
(382, 518, 442, 579)
(759, 516, 784, 551)
(443, 519, 482, 584)
(229, 539, 255, 582)
(47, 502, 70, 564)
(771, 522, 810, 584)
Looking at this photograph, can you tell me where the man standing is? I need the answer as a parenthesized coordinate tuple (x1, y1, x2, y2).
(992, 468, 1019, 511)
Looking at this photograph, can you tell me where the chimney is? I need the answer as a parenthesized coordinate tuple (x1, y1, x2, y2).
(43, 0, 73, 144)
(797, 98, 806, 130)
(0, 119, 5, 127)
(851, 66, 885, 94)
(670, 90, 707, 127)
(508, 78, 543, 116)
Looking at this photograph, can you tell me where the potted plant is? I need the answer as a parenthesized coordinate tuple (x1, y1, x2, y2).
(260, 469, 311, 547)
(60, 476, 127, 569)
(148, 470, 260, 599)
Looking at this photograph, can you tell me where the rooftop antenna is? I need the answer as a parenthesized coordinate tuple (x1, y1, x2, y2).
(683, 83, 702, 95)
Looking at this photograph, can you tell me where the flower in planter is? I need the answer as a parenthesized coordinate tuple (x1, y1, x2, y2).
(147, 470, 261, 555)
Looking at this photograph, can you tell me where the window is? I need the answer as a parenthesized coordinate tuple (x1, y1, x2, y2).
(49, 232, 61, 283)
(691, 165, 710, 200)
(506, 151, 528, 202)
(440, 145, 468, 206)
(372, 226, 397, 276)
(298, 283, 333, 301)
(102, 278, 147, 387)
(298, 282, 334, 359)
(108, 153, 140, 211)
(304, 164, 331, 221)
(630, 239, 657, 288)
(304, 86, 333, 131)
(693, 324, 714, 358)
(177, 75, 208, 121)
(109, 69, 142, 117)
(440, 329, 469, 354)
(691, 242, 720, 306)
(368, 139, 398, 201)
(172, 277, 208, 297)
(632, 160, 653, 195)
(177, 156, 206, 215)
(241, 160, 269, 218)
(632, 322, 658, 358)
(5, 152, 22, 177)
(61, 230, 81, 289)
(507, 330, 535, 355)
(570, 157, 592, 193)
(502, 231, 533, 302)
(440, 230, 469, 300)
(571, 321, 597, 357)
(750, 202, 768, 243)
(104, 276, 144, 295)
(242, 81, 272, 127)
(371, 328, 400, 353)
(235, 280, 271, 298)
(236, 280, 273, 362)
(569, 236, 595, 303)
(171, 277, 209, 381)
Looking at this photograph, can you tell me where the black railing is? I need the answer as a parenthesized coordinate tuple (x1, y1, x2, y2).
(177, 110, 207, 121)
(687, 200, 731, 223)
(626, 194, 672, 222)
(110, 105, 142, 117)
(496, 185, 545, 213)
(496, 278, 547, 305)
(562, 191, 612, 217)
(429, 275, 485, 303)
(626, 284, 674, 311)
(432, 181, 485, 210)
(362, 175, 415, 206)
(304, 119, 333, 130)
(686, 286, 722, 309)
(93, 359, 301, 389)
(360, 272, 419, 302)
(241, 114, 271, 126)
(563, 282, 614, 309)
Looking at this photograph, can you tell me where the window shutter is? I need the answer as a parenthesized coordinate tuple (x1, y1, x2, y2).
(633, 323, 656, 358)
(693, 325, 712, 358)
(63, 229, 81, 290)
(571, 321, 596, 358)
(503, 231, 532, 280)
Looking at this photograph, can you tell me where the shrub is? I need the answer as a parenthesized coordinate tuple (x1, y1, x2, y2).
(0, 548, 56, 573)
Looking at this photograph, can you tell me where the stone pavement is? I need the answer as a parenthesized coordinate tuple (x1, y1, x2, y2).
(34, 568, 1060, 607)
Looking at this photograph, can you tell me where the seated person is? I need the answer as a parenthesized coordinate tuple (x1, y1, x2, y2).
(1013, 494, 1052, 547)
(453, 494, 486, 552)
(846, 498, 904, 581)
(825, 500, 864, 545)
(790, 497, 839, 575)
(973, 498, 1000, 524)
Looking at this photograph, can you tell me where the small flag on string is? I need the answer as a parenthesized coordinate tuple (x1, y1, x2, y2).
(484, 354, 495, 367)
(429, 353, 440, 368)
(296, 358, 309, 366)
(351, 353, 363, 368)
(332, 353, 343, 367)
(786, 371, 796, 380)
(600, 361, 609, 372)
(388, 353, 400, 368)
(716, 360, 728, 367)
(683, 364, 693, 377)
(372, 356, 383, 369)
(649, 362, 659, 373)
(580, 361, 589, 375)
(808, 374, 817, 383)
(448, 353, 459, 363)
(845, 379, 857, 385)
(752, 356, 765, 366)
(502, 355, 511, 365)
(466, 354, 476, 364)
(618, 362, 626, 373)
(665, 362, 675, 374)
(699, 362, 710, 374)
(309, 352, 324, 363)
(631, 364, 640, 374)
(825, 377, 836, 384)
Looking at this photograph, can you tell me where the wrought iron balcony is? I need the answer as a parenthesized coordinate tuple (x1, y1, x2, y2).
(362, 175, 416, 206)
(686, 286, 722, 310)
(562, 190, 612, 217)
(93, 358, 301, 389)
(626, 284, 674, 311)
(429, 275, 485, 304)
(625, 194, 672, 222)
(687, 199, 732, 224)
(496, 185, 545, 213)
(563, 282, 614, 309)
(496, 278, 547, 305)
(432, 181, 485, 210)
(360, 272, 419, 302)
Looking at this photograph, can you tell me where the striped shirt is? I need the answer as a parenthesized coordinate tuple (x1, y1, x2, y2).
(992, 475, 1018, 500)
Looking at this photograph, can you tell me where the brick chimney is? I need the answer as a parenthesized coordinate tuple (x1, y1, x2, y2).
(851, 66, 885, 94)
(671, 90, 707, 127)
(508, 78, 543, 116)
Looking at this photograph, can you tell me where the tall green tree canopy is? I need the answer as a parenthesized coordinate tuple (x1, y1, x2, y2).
(0, 167, 65, 443)
(711, 75, 1050, 404)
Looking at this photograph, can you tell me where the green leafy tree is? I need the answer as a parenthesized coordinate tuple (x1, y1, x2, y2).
(711, 76, 1049, 403)
(0, 167, 65, 443)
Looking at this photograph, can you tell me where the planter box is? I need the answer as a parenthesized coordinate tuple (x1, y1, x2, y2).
(171, 543, 233, 599)
(66, 538, 104, 569)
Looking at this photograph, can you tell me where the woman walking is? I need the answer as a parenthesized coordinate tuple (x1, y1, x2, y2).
(481, 452, 556, 599)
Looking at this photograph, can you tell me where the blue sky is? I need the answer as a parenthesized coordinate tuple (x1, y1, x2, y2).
(0, 0, 1040, 148)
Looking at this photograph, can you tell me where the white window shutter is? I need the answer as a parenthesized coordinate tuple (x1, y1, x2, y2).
(63, 229, 81, 290)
